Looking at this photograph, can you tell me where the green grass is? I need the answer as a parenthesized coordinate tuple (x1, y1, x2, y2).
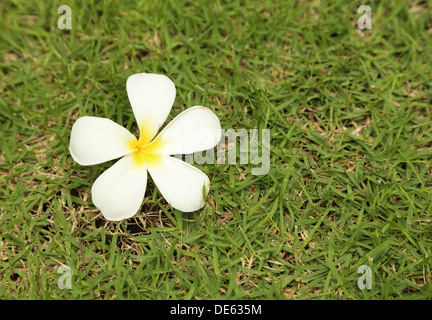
(1, 0, 432, 300)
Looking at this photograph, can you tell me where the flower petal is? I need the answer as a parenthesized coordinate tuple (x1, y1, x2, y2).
(126, 73, 176, 144)
(157, 106, 221, 155)
(147, 156, 210, 212)
(91, 154, 147, 221)
(69, 116, 135, 166)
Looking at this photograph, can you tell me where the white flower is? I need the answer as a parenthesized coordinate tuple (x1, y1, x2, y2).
(69, 73, 221, 221)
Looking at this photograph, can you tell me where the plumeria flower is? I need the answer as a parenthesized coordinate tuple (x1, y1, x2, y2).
(69, 73, 221, 221)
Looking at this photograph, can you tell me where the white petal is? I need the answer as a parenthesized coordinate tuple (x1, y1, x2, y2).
(126, 73, 176, 143)
(157, 106, 221, 155)
(147, 156, 210, 212)
(91, 154, 147, 221)
(69, 116, 135, 166)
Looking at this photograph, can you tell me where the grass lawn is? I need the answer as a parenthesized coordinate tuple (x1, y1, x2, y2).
(1, 0, 432, 300)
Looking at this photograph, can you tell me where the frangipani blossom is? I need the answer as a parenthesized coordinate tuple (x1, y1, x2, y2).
(69, 73, 221, 221)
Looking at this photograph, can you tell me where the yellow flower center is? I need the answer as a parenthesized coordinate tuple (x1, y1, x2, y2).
(128, 124, 166, 167)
